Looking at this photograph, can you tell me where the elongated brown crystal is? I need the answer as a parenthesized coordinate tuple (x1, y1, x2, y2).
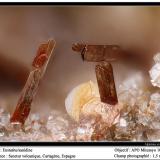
(72, 43, 121, 62)
(95, 62, 118, 105)
(10, 39, 56, 124)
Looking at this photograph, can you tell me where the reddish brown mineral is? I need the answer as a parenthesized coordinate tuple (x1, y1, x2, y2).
(72, 43, 119, 105)
(10, 39, 56, 125)
(72, 43, 121, 62)
(95, 62, 118, 105)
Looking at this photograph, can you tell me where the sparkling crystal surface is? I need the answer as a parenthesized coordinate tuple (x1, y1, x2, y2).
(2, 52, 160, 141)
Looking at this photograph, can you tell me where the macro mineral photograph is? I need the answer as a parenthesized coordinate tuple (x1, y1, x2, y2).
(0, 6, 160, 142)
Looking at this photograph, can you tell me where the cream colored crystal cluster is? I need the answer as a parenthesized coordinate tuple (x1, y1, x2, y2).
(65, 81, 122, 125)
(65, 81, 122, 141)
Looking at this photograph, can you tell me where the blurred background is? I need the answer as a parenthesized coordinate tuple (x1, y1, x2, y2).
(0, 6, 159, 115)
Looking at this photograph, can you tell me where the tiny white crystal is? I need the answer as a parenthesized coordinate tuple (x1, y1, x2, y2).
(77, 128, 86, 134)
(0, 126, 8, 137)
(119, 118, 127, 127)
(118, 72, 145, 107)
(119, 72, 145, 92)
(32, 122, 41, 131)
(149, 53, 160, 88)
(149, 93, 160, 118)
(150, 93, 160, 108)
(149, 63, 160, 87)
(0, 112, 10, 126)
(30, 114, 40, 122)
(153, 52, 160, 63)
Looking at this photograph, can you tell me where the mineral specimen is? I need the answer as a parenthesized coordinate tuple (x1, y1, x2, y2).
(10, 39, 56, 125)
(65, 79, 123, 141)
(81, 100, 122, 127)
(65, 81, 99, 122)
(2, 43, 160, 141)
(69, 41, 122, 140)
(72, 43, 121, 62)
(95, 62, 118, 105)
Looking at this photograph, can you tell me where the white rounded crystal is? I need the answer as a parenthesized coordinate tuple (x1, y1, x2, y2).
(153, 52, 160, 63)
(149, 63, 160, 87)
(65, 81, 99, 121)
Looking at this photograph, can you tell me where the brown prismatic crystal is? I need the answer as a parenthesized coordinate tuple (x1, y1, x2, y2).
(72, 43, 121, 62)
(95, 62, 118, 105)
(10, 39, 56, 125)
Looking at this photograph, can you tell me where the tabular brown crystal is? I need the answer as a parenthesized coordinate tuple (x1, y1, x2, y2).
(32, 43, 49, 68)
(95, 62, 118, 105)
(72, 43, 121, 62)
(10, 39, 56, 125)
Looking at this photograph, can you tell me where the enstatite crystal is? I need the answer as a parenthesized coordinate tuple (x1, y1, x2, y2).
(10, 40, 56, 125)
(95, 62, 118, 105)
